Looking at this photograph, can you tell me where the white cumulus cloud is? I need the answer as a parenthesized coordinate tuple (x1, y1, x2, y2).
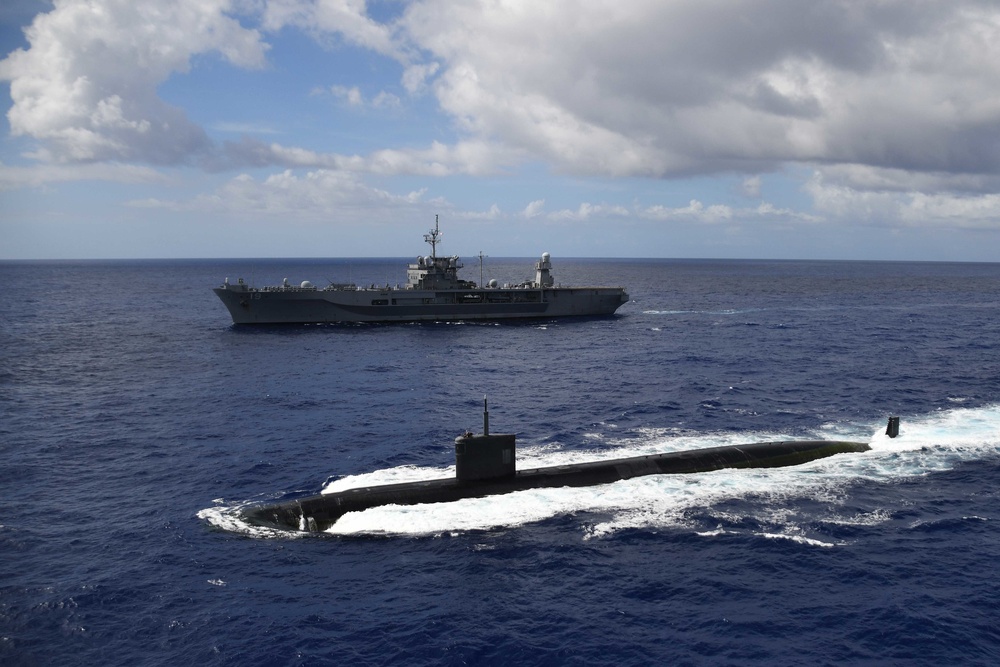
(133, 168, 428, 219)
(523, 199, 545, 219)
(0, 0, 267, 164)
(400, 0, 1000, 180)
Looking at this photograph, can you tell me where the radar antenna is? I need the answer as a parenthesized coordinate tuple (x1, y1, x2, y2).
(424, 214, 442, 259)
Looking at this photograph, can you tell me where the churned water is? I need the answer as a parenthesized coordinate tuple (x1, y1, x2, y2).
(2, 257, 1000, 665)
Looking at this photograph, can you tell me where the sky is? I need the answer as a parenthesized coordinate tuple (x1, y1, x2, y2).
(3, 0, 1000, 261)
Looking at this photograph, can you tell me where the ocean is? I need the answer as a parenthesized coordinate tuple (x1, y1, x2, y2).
(2, 257, 999, 666)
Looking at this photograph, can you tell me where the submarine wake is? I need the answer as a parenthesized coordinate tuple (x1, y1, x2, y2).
(199, 404, 1000, 539)
(238, 398, 879, 533)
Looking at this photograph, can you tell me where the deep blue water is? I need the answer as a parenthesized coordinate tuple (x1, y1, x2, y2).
(2, 257, 1000, 666)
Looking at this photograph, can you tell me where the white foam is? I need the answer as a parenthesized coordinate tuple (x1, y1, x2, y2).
(203, 404, 1000, 541)
(197, 504, 308, 540)
(759, 532, 840, 548)
(322, 464, 452, 493)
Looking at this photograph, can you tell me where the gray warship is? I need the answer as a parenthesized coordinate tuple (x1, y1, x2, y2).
(213, 217, 629, 324)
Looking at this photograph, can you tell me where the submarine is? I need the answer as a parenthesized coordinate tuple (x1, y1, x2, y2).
(242, 401, 899, 532)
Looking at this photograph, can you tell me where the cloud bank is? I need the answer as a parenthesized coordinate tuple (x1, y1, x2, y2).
(4, 0, 1000, 229)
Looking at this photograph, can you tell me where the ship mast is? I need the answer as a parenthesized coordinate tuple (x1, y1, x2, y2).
(424, 214, 442, 259)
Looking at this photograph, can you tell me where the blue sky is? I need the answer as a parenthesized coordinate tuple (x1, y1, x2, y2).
(3, 0, 1000, 261)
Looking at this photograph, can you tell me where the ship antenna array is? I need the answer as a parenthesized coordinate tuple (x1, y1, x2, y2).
(424, 214, 441, 259)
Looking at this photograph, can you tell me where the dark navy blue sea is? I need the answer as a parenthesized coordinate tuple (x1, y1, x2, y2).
(2, 257, 1000, 666)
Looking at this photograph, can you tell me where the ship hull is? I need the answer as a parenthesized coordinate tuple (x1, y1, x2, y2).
(213, 285, 629, 324)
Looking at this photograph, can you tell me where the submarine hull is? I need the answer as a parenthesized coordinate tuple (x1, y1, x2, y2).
(242, 439, 870, 532)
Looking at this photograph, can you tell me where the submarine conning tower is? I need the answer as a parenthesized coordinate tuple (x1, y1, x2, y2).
(454, 396, 516, 482)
